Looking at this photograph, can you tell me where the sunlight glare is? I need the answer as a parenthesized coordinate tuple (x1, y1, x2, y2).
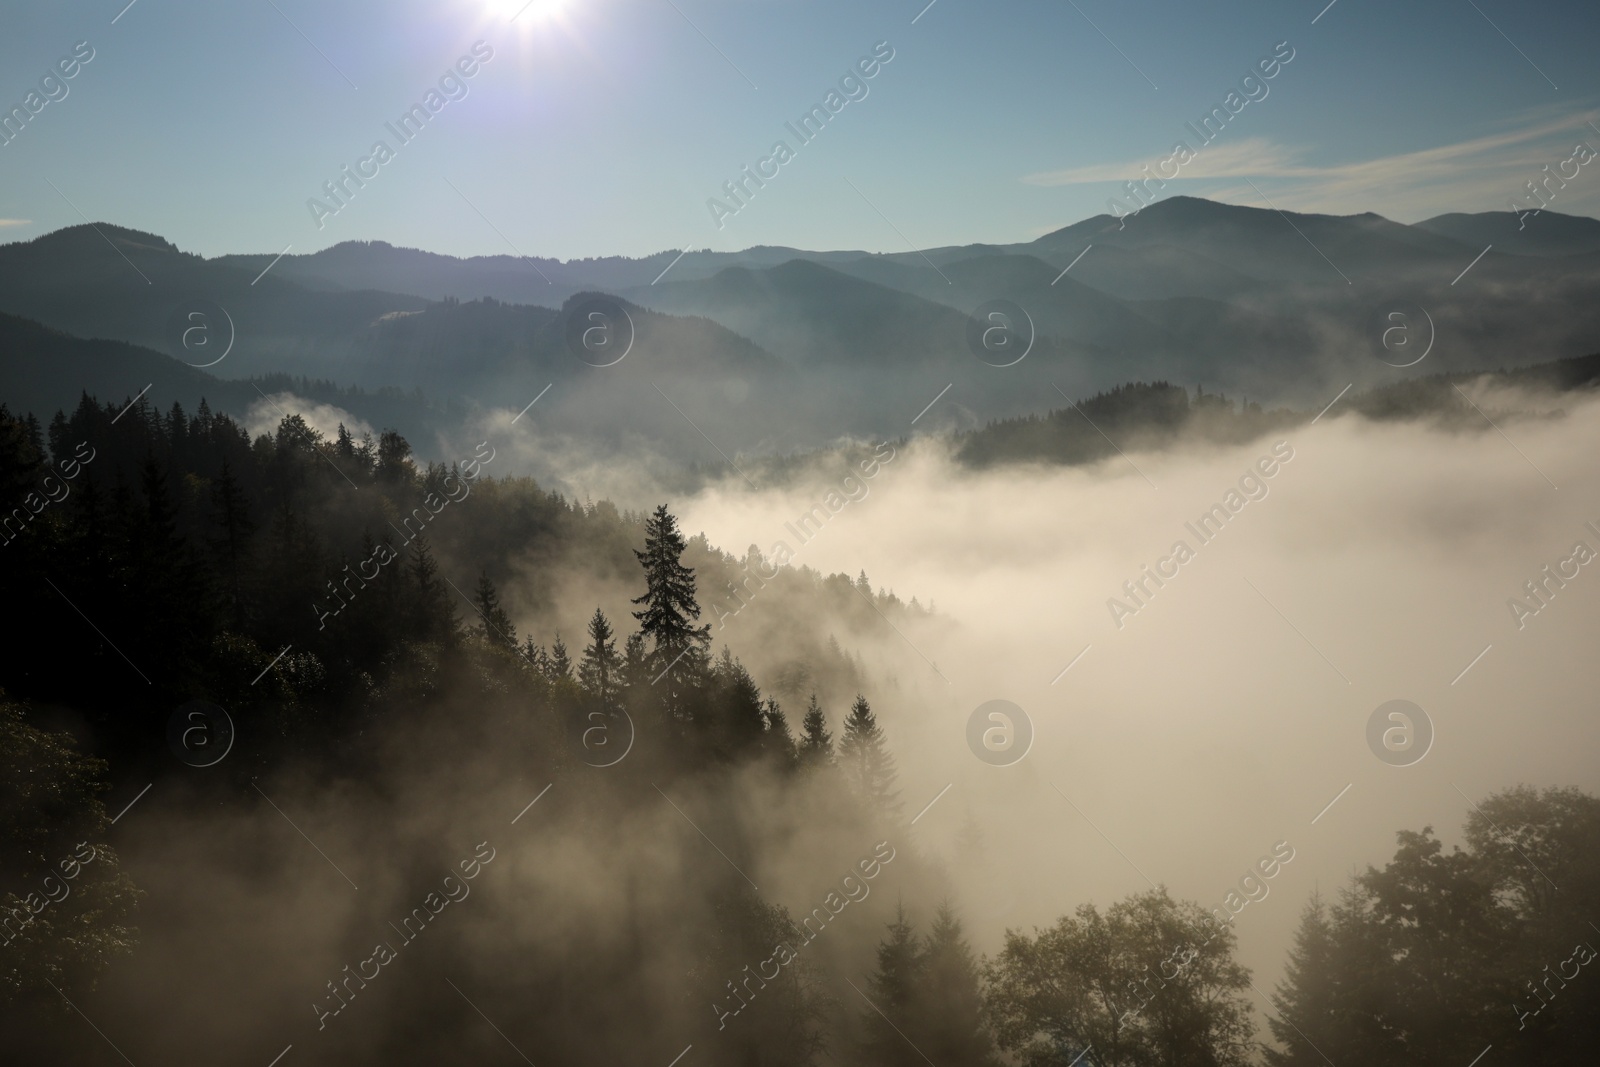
(501, 0, 566, 22)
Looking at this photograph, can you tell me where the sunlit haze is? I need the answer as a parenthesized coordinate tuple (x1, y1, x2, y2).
(3, 3, 1600, 1067)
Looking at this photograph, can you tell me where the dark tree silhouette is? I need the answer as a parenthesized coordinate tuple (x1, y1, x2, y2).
(474, 570, 517, 649)
(578, 609, 624, 708)
(797, 695, 833, 771)
(918, 904, 998, 1067)
(0, 393, 929, 1066)
(549, 633, 573, 680)
(209, 458, 254, 627)
(375, 429, 413, 483)
(839, 695, 899, 818)
(1268, 789, 1600, 1067)
(0, 693, 140, 1002)
(860, 901, 925, 1067)
(621, 632, 651, 689)
(708, 648, 767, 759)
(985, 888, 1253, 1067)
(407, 534, 456, 643)
(694, 888, 828, 1067)
(632, 504, 710, 719)
(1265, 894, 1344, 1067)
(762, 698, 798, 769)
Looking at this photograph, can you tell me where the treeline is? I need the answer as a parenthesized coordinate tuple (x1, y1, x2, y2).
(953, 382, 1296, 469)
(1344, 350, 1600, 425)
(0, 389, 932, 1063)
(1267, 786, 1600, 1067)
(3, 395, 1598, 1067)
(0, 392, 920, 763)
(793, 785, 1600, 1067)
(952, 352, 1600, 471)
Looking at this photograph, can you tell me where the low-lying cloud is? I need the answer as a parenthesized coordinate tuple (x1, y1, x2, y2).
(674, 382, 1600, 988)
(247, 391, 374, 443)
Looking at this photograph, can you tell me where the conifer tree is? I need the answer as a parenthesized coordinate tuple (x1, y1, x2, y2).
(631, 504, 709, 713)
(135, 453, 205, 665)
(353, 431, 376, 476)
(797, 695, 834, 771)
(262, 501, 322, 643)
(22, 412, 44, 461)
(775, 662, 812, 700)
(375, 429, 413, 484)
(139, 453, 179, 551)
(549, 632, 573, 680)
(861, 902, 924, 1067)
(1266, 893, 1343, 1067)
(918, 904, 998, 1067)
(578, 608, 624, 707)
(700, 888, 829, 1067)
(473, 570, 516, 649)
(210, 459, 254, 627)
(0, 404, 44, 510)
(709, 647, 766, 756)
(408, 534, 455, 643)
(763, 697, 798, 768)
(334, 422, 355, 460)
(839, 695, 900, 817)
(621, 632, 651, 690)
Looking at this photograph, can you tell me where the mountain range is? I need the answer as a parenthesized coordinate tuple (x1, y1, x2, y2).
(3, 195, 1598, 475)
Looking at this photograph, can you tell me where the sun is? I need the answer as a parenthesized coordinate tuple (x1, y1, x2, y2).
(499, 0, 566, 22)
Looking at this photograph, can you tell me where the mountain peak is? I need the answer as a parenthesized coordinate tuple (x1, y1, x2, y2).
(25, 222, 178, 255)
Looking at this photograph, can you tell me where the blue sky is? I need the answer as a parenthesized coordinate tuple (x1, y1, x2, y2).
(1, 0, 1597, 259)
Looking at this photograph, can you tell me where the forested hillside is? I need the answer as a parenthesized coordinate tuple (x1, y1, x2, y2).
(3, 393, 1597, 1067)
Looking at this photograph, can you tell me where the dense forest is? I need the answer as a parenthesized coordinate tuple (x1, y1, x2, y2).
(0, 390, 934, 756)
(1, 393, 1597, 1066)
(950, 353, 1600, 471)
(951, 382, 1293, 469)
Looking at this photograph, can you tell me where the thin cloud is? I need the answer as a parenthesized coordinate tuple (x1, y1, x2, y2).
(1023, 138, 1302, 186)
(0, 218, 32, 227)
(1022, 107, 1600, 219)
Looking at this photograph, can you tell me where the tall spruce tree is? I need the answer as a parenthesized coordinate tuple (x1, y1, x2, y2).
(861, 902, 924, 1067)
(578, 609, 625, 707)
(762, 698, 798, 768)
(549, 633, 573, 680)
(210, 459, 254, 628)
(839, 695, 900, 817)
(621, 632, 652, 690)
(1266, 893, 1343, 1067)
(698, 888, 828, 1067)
(631, 504, 709, 713)
(797, 695, 834, 770)
(408, 534, 455, 643)
(473, 571, 517, 649)
(334, 422, 355, 460)
(524, 640, 552, 678)
(0, 405, 44, 520)
(709, 648, 766, 757)
(375, 429, 413, 484)
(134, 452, 206, 672)
(918, 904, 998, 1067)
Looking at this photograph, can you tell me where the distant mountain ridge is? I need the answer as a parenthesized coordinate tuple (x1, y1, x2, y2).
(5, 197, 1600, 468)
(197, 197, 1600, 304)
(1412, 211, 1600, 257)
